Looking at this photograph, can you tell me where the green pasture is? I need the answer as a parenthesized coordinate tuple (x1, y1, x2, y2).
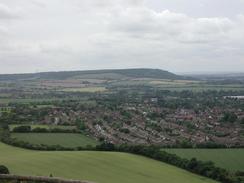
(164, 148, 244, 172)
(11, 133, 98, 148)
(0, 142, 218, 183)
(61, 87, 107, 93)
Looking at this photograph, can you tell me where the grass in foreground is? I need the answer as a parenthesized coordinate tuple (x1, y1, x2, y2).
(164, 149, 244, 172)
(11, 133, 98, 148)
(0, 142, 218, 183)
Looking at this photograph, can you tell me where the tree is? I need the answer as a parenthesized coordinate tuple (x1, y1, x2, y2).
(221, 112, 237, 123)
(75, 119, 86, 131)
(0, 165, 9, 174)
(241, 118, 244, 125)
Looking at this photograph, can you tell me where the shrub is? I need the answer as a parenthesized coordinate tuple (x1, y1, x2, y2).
(0, 165, 9, 174)
(119, 128, 130, 134)
(32, 127, 48, 133)
(12, 125, 31, 133)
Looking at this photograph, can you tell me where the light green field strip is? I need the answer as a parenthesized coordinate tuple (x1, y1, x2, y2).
(164, 148, 244, 172)
(61, 87, 107, 93)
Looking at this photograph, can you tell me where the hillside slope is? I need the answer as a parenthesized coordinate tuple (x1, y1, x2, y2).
(0, 68, 185, 81)
(0, 142, 217, 183)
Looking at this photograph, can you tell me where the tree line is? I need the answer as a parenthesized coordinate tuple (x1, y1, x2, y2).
(12, 125, 79, 133)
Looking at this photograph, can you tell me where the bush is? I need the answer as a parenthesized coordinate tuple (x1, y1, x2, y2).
(0, 165, 9, 174)
(119, 128, 130, 134)
(12, 125, 31, 133)
(32, 127, 48, 133)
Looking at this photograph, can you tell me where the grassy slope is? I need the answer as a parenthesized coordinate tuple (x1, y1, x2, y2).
(11, 133, 98, 148)
(164, 149, 244, 172)
(0, 142, 218, 183)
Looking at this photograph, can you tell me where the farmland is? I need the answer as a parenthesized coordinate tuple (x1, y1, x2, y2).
(0, 142, 218, 183)
(11, 133, 99, 148)
(0, 98, 65, 105)
(164, 149, 244, 172)
(61, 86, 107, 93)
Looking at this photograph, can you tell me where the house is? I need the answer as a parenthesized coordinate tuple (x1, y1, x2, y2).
(151, 98, 158, 103)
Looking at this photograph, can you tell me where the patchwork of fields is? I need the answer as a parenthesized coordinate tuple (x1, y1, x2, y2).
(164, 149, 244, 172)
(0, 142, 218, 183)
(11, 133, 98, 148)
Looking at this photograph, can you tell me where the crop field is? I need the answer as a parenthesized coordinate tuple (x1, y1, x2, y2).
(153, 82, 244, 91)
(0, 97, 96, 105)
(110, 79, 244, 91)
(11, 133, 98, 148)
(149, 79, 200, 85)
(61, 87, 107, 93)
(0, 98, 63, 104)
(164, 149, 244, 172)
(9, 124, 77, 131)
(0, 142, 218, 183)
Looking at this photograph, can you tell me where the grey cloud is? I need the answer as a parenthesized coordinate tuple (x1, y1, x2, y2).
(0, 0, 243, 73)
(109, 8, 242, 45)
(0, 3, 21, 19)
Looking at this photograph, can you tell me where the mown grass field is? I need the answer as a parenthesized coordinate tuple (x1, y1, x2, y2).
(0, 98, 63, 104)
(9, 124, 77, 131)
(0, 142, 218, 183)
(61, 87, 107, 93)
(164, 149, 244, 172)
(11, 133, 98, 148)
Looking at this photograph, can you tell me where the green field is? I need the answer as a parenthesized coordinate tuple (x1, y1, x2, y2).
(164, 149, 244, 172)
(111, 79, 244, 91)
(11, 133, 98, 148)
(0, 142, 218, 183)
(9, 124, 77, 131)
(0, 98, 62, 104)
(0, 97, 93, 104)
(61, 87, 107, 93)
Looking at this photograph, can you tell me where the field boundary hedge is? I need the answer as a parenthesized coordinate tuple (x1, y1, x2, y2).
(12, 125, 79, 133)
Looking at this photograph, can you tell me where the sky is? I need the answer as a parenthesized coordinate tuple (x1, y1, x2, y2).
(0, 0, 244, 74)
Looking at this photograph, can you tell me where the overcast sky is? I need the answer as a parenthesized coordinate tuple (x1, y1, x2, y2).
(0, 0, 244, 74)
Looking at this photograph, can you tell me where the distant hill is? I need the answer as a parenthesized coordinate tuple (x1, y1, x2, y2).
(0, 68, 188, 81)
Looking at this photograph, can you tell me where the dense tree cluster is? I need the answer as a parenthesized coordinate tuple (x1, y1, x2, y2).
(221, 112, 238, 123)
(12, 126, 79, 133)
